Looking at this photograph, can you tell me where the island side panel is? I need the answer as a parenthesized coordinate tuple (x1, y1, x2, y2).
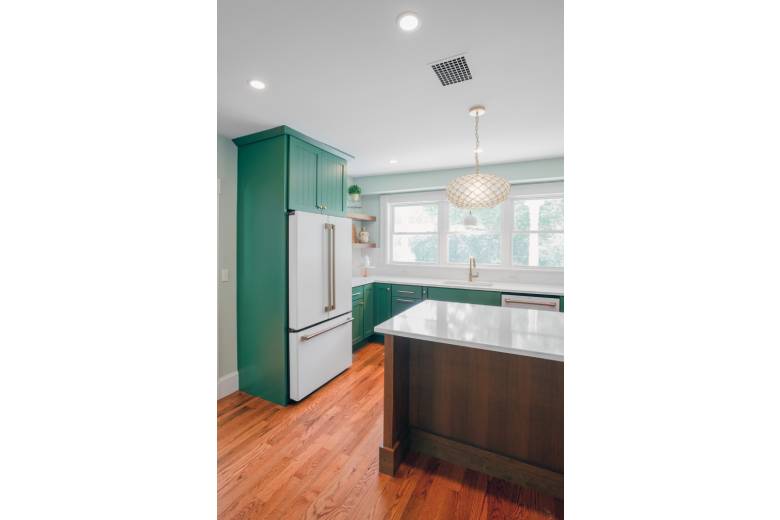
(407, 339, 563, 475)
(379, 334, 410, 476)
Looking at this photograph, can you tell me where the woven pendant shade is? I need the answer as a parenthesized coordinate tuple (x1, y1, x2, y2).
(446, 172, 510, 208)
(446, 105, 510, 209)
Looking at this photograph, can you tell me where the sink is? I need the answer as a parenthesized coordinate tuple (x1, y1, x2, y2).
(442, 280, 494, 287)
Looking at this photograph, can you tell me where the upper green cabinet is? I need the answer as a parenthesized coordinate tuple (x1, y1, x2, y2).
(287, 137, 319, 211)
(317, 151, 346, 215)
(288, 136, 346, 216)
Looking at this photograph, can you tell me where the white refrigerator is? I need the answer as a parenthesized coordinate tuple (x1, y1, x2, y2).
(288, 211, 353, 401)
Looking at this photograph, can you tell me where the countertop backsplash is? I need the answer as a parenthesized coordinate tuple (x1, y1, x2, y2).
(351, 246, 563, 287)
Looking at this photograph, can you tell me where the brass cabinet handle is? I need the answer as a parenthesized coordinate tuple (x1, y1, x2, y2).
(395, 298, 417, 303)
(397, 290, 416, 295)
(301, 317, 354, 341)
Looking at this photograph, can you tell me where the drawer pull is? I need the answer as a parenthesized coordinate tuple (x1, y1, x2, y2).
(395, 298, 417, 303)
(397, 290, 416, 295)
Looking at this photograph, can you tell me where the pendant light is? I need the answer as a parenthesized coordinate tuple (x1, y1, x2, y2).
(446, 105, 510, 209)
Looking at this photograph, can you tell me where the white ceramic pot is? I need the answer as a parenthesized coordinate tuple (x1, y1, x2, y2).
(349, 193, 361, 202)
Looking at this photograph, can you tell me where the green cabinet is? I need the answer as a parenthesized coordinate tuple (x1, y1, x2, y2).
(426, 287, 502, 306)
(233, 126, 352, 406)
(392, 296, 421, 316)
(362, 284, 374, 338)
(287, 136, 319, 211)
(317, 151, 346, 215)
(392, 284, 423, 299)
(288, 136, 346, 216)
(352, 297, 364, 345)
(374, 283, 392, 324)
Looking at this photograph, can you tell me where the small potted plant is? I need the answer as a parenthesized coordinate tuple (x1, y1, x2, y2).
(348, 184, 362, 202)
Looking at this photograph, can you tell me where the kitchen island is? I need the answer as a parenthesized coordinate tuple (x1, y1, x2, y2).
(375, 300, 564, 498)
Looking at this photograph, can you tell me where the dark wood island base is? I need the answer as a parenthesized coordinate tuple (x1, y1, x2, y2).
(379, 334, 564, 499)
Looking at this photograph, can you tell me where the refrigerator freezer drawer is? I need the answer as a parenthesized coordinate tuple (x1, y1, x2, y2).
(289, 313, 353, 401)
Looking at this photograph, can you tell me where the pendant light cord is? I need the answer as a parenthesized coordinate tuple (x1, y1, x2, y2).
(474, 113, 481, 175)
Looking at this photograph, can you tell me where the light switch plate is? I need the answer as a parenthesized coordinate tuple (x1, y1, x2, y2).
(220, 268, 229, 282)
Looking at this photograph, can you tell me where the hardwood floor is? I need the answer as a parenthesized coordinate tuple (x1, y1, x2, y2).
(218, 342, 563, 519)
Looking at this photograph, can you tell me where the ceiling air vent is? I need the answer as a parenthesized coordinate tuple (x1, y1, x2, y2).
(430, 55, 472, 86)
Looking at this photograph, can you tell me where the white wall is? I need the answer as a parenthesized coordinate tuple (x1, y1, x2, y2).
(217, 135, 238, 397)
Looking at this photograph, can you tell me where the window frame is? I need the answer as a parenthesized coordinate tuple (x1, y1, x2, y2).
(388, 201, 441, 264)
(381, 184, 563, 271)
(510, 195, 564, 268)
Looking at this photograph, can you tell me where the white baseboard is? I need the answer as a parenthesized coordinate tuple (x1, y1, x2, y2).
(217, 371, 239, 399)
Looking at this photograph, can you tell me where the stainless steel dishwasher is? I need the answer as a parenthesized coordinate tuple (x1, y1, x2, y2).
(501, 294, 561, 312)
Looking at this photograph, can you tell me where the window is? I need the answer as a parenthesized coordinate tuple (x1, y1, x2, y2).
(512, 198, 563, 267)
(448, 206, 501, 264)
(384, 185, 563, 269)
(390, 203, 438, 263)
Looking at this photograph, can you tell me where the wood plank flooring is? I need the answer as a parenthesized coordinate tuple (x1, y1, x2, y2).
(218, 342, 563, 519)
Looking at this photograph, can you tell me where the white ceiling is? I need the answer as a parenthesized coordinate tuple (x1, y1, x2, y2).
(218, 0, 562, 176)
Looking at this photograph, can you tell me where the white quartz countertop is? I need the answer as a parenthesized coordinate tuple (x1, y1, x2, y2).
(351, 275, 563, 296)
(374, 300, 564, 362)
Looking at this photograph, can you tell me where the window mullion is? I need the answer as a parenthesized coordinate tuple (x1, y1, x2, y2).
(438, 200, 447, 265)
(501, 199, 512, 267)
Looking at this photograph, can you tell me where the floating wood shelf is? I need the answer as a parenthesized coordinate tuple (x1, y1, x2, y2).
(353, 242, 377, 249)
(346, 212, 376, 222)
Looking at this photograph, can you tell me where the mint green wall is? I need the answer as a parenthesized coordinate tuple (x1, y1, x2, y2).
(352, 157, 563, 195)
(217, 135, 237, 382)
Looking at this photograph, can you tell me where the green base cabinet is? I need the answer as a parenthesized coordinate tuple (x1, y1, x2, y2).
(374, 283, 392, 323)
(391, 296, 422, 316)
(362, 284, 374, 338)
(426, 287, 502, 306)
(352, 298, 364, 345)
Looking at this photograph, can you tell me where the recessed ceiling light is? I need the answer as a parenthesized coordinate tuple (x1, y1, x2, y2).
(249, 79, 266, 90)
(397, 12, 419, 32)
(389, 159, 399, 164)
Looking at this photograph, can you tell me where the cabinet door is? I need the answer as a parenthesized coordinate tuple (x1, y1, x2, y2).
(352, 299, 364, 345)
(392, 297, 420, 316)
(374, 283, 392, 324)
(426, 287, 502, 306)
(317, 151, 345, 215)
(288, 137, 319, 212)
(362, 284, 374, 338)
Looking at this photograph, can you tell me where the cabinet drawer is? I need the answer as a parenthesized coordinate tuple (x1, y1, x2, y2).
(351, 285, 365, 300)
(392, 284, 422, 299)
(391, 296, 421, 316)
(426, 287, 501, 306)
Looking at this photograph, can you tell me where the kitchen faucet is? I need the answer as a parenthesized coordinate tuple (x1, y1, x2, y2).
(468, 256, 479, 282)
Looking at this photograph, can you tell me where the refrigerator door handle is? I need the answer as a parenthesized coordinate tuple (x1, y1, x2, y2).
(330, 223, 336, 311)
(324, 223, 336, 312)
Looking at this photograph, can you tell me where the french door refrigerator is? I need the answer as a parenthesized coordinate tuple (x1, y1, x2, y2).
(288, 211, 353, 401)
